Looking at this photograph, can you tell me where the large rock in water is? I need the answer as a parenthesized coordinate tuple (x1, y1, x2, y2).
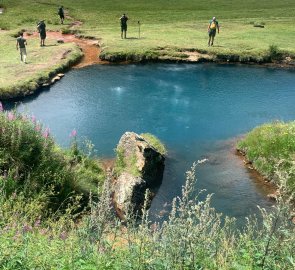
(113, 132, 165, 218)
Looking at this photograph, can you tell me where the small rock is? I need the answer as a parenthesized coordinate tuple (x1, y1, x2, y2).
(51, 76, 61, 84)
(57, 73, 65, 77)
(42, 83, 50, 87)
(57, 39, 64, 43)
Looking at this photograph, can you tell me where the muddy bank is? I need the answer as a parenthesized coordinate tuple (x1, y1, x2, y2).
(235, 148, 278, 199)
(25, 31, 104, 68)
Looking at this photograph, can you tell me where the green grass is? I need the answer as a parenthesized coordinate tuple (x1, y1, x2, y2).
(0, 31, 82, 99)
(0, 162, 294, 269)
(141, 133, 167, 156)
(0, 110, 105, 209)
(0, 0, 294, 98)
(237, 121, 295, 195)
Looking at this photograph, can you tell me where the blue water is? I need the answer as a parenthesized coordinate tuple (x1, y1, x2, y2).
(5, 63, 295, 222)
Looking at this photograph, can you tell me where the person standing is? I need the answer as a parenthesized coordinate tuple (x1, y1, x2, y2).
(16, 32, 27, 63)
(208, 17, 219, 46)
(58, 6, 65, 24)
(120, 13, 128, 39)
(37, 20, 46, 46)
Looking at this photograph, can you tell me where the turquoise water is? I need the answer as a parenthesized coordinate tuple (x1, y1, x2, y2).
(5, 64, 295, 221)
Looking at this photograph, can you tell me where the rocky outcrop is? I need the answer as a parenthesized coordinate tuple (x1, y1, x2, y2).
(113, 132, 165, 218)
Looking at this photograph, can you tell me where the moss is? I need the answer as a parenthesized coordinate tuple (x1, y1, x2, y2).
(140, 133, 167, 156)
(114, 146, 141, 178)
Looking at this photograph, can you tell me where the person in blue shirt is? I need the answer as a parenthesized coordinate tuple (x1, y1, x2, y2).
(208, 17, 219, 46)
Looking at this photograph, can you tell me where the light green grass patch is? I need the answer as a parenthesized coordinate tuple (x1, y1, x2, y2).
(237, 121, 295, 195)
(0, 31, 82, 99)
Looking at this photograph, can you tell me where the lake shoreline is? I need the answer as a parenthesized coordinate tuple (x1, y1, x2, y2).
(1, 33, 294, 101)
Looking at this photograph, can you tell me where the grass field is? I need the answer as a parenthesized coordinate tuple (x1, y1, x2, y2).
(0, 31, 82, 99)
(0, 0, 295, 97)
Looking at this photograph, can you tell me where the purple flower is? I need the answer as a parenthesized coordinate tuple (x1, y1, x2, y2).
(22, 223, 33, 233)
(70, 129, 77, 137)
(43, 127, 50, 138)
(59, 231, 68, 240)
(7, 112, 15, 121)
(35, 124, 41, 132)
(0, 101, 3, 112)
(31, 115, 36, 124)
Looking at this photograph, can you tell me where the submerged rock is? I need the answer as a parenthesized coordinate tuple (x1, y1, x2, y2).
(113, 132, 165, 218)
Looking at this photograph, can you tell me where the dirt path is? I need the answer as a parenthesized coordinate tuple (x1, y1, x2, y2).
(25, 31, 105, 68)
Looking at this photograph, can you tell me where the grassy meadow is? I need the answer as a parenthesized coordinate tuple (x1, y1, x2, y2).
(1, 0, 295, 56)
(0, 0, 295, 97)
(0, 31, 82, 99)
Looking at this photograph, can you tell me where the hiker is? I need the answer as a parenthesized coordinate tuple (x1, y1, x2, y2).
(16, 32, 27, 63)
(208, 17, 219, 46)
(120, 13, 128, 39)
(37, 20, 46, 46)
(58, 6, 65, 24)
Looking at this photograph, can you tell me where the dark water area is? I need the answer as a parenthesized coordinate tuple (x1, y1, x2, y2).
(5, 64, 295, 223)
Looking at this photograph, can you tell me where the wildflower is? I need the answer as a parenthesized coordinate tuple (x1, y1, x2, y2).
(7, 112, 15, 121)
(59, 231, 68, 240)
(0, 101, 3, 112)
(43, 127, 50, 138)
(31, 115, 36, 124)
(22, 223, 33, 233)
(70, 129, 77, 137)
(35, 124, 41, 132)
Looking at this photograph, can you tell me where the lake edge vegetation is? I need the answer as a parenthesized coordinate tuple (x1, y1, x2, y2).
(0, 106, 295, 269)
(237, 121, 295, 197)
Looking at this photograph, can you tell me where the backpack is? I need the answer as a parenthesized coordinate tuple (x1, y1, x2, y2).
(210, 21, 217, 30)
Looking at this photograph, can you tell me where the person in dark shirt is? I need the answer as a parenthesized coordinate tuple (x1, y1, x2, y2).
(37, 20, 46, 46)
(120, 13, 128, 39)
(16, 32, 27, 63)
(58, 6, 65, 24)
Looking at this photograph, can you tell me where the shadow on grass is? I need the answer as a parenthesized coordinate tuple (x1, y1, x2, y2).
(124, 37, 146, 40)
